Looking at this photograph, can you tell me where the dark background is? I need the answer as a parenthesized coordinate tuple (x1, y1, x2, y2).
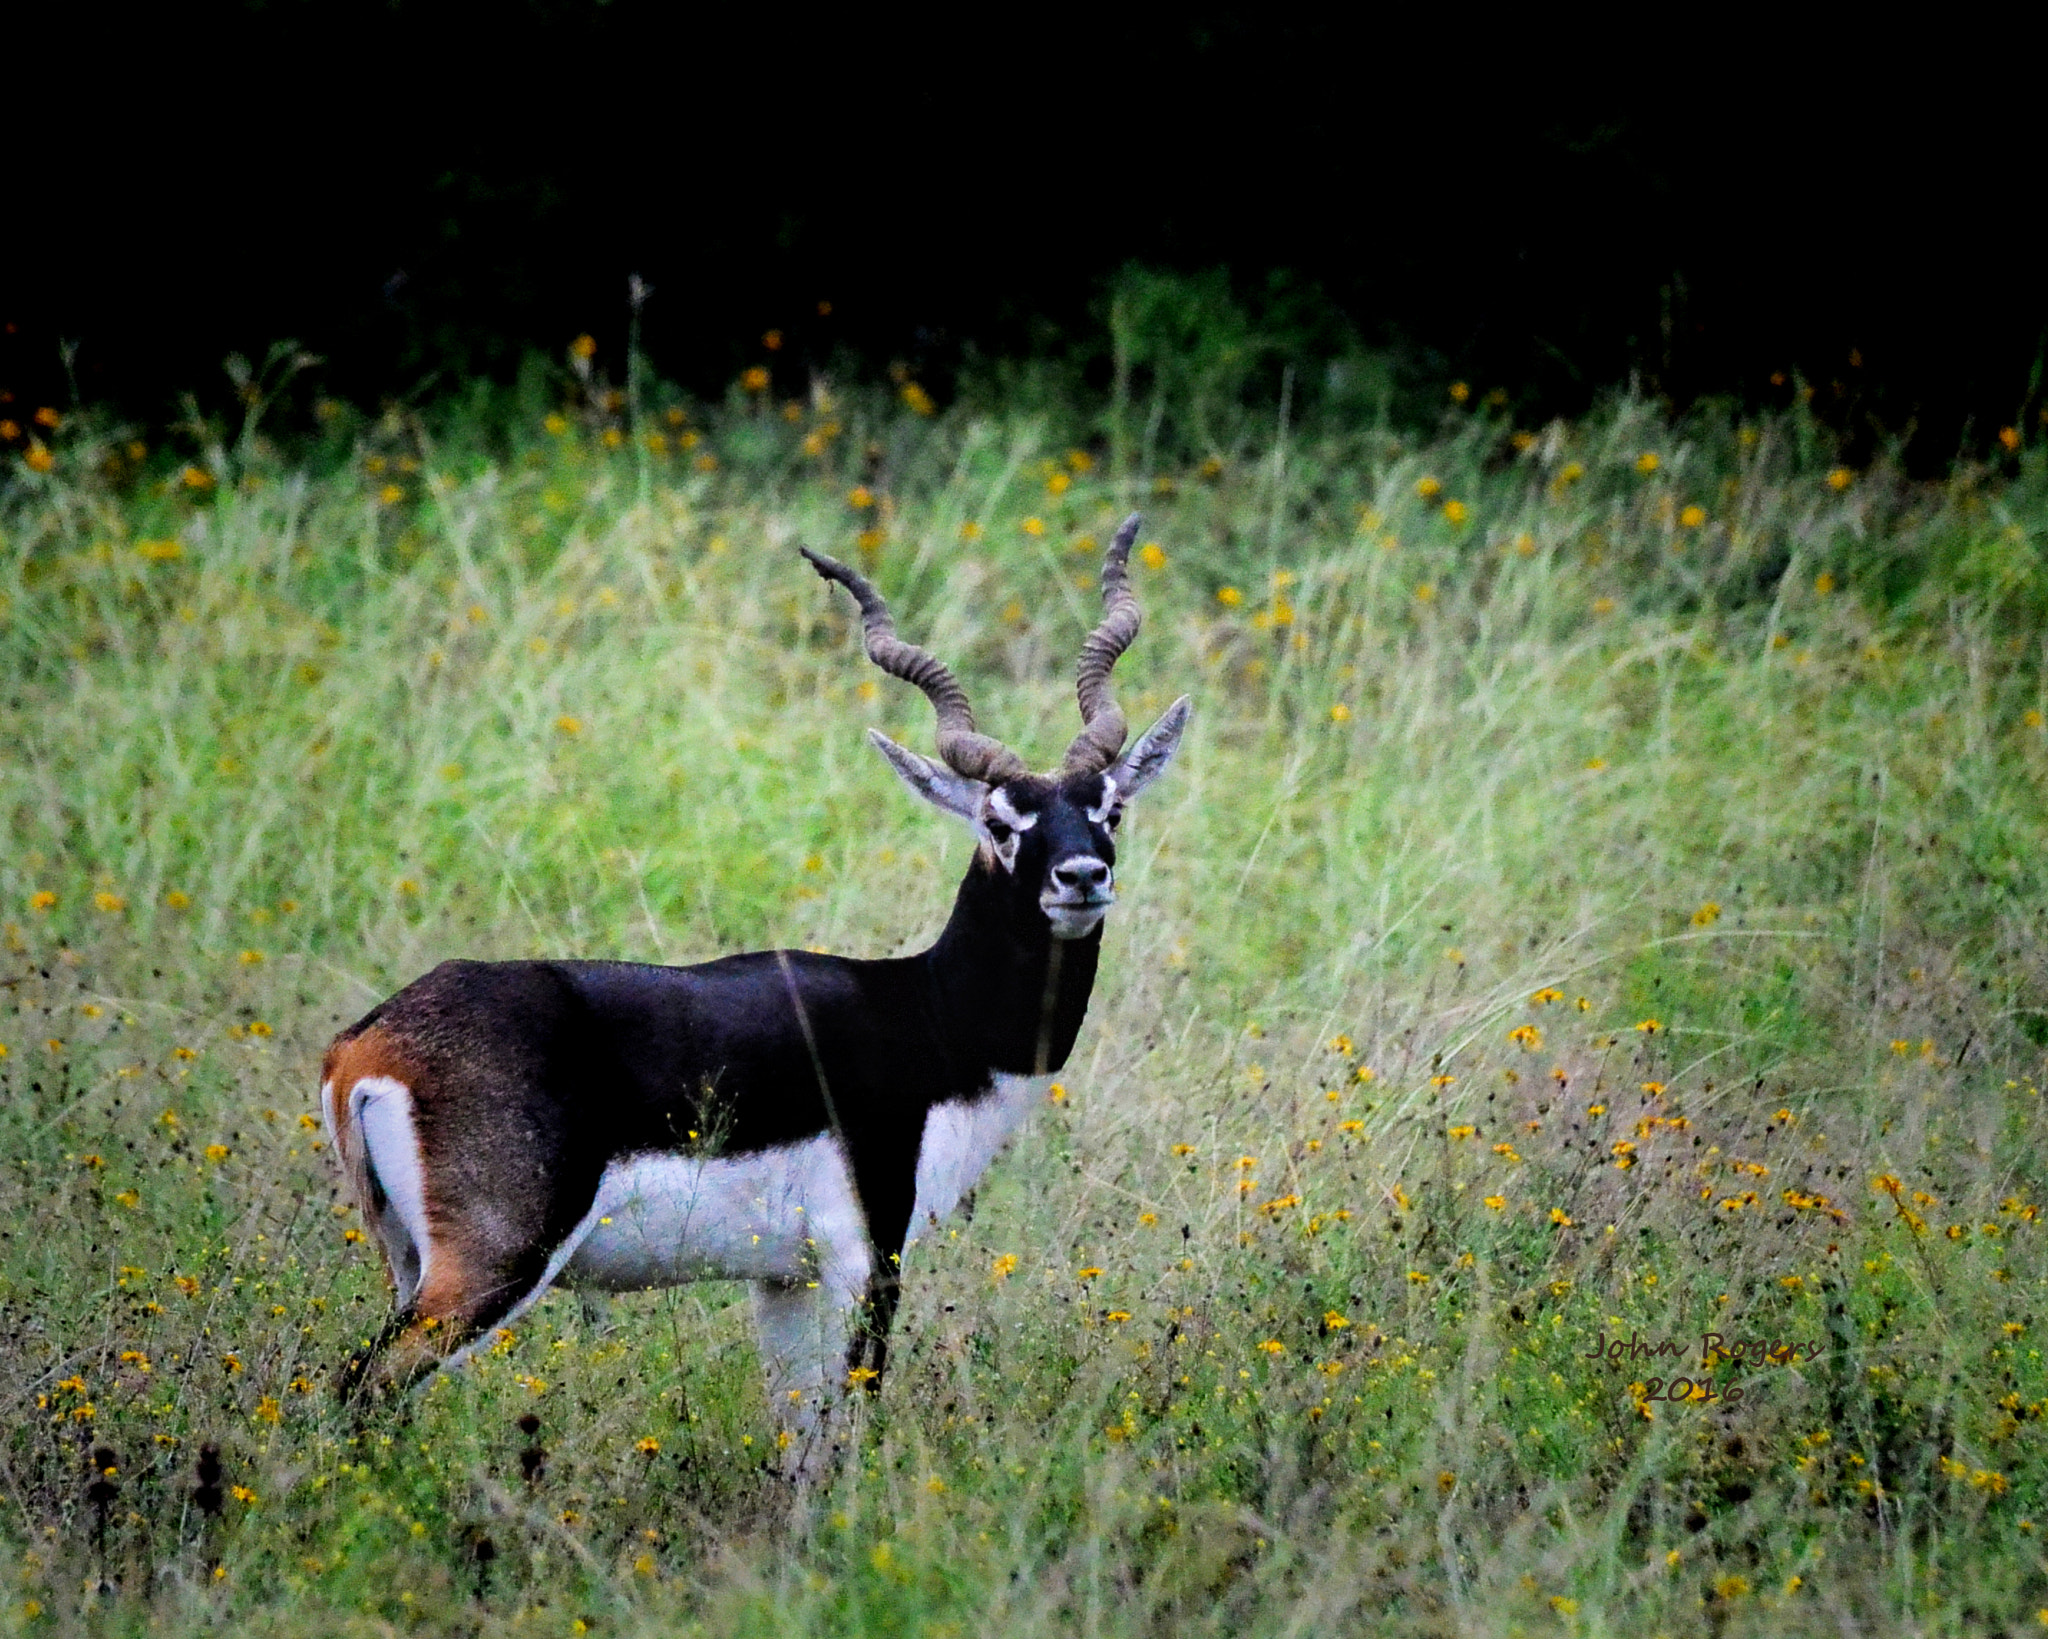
(5, 6, 2039, 455)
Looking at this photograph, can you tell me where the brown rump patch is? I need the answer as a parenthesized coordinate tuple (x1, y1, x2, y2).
(368, 1231, 536, 1393)
(411, 1234, 500, 1329)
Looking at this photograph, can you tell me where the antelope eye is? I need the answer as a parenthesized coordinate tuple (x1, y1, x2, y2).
(1104, 807, 1123, 832)
(986, 817, 1012, 844)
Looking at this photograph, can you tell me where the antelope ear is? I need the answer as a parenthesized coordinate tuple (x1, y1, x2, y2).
(867, 729, 989, 824)
(1105, 696, 1191, 801)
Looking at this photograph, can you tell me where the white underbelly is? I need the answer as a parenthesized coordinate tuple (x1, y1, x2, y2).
(560, 1135, 865, 1290)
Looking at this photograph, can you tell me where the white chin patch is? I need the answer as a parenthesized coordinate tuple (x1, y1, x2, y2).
(1043, 902, 1110, 940)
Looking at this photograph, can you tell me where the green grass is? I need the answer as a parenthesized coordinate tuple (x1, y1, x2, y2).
(3, 373, 2048, 1635)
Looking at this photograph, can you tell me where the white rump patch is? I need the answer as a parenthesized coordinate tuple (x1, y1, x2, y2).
(319, 1078, 339, 1150)
(348, 1075, 432, 1306)
(906, 1072, 1050, 1246)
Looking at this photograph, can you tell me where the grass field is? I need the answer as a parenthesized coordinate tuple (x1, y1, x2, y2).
(3, 362, 2047, 1635)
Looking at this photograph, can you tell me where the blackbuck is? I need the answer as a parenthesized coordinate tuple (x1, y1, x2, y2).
(320, 514, 1189, 1471)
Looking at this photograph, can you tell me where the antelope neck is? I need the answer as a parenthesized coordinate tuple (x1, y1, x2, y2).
(924, 858, 1101, 1077)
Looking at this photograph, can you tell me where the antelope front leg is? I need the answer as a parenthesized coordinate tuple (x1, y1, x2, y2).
(750, 1273, 867, 1483)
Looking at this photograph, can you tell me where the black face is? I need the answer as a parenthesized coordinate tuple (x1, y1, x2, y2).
(981, 773, 1124, 940)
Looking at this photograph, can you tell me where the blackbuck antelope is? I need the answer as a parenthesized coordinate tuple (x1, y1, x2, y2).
(320, 514, 1189, 1471)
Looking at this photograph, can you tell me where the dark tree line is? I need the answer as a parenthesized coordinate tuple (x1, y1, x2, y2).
(5, 6, 2036, 456)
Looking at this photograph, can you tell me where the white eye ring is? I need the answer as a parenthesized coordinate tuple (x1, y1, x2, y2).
(984, 789, 1038, 840)
(1086, 775, 1121, 828)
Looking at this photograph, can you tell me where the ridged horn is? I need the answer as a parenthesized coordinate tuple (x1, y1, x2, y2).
(801, 547, 1028, 785)
(1060, 512, 1144, 776)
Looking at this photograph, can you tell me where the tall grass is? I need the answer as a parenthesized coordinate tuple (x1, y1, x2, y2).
(2, 373, 2046, 1635)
